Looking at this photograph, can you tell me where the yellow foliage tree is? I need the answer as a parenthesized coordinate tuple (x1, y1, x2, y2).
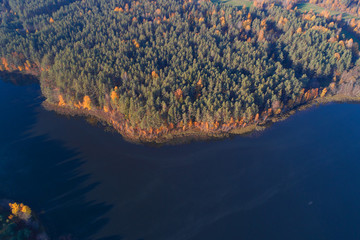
(114, 7, 124, 12)
(111, 89, 119, 102)
(9, 202, 32, 221)
(220, 16, 225, 26)
(25, 60, 31, 71)
(9, 202, 20, 215)
(151, 71, 159, 78)
(254, 113, 259, 122)
(320, 88, 328, 98)
(20, 205, 32, 220)
(58, 95, 66, 106)
(320, 10, 330, 19)
(1, 58, 9, 71)
(197, 78, 203, 87)
(132, 39, 140, 48)
(83, 96, 91, 110)
(350, 18, 356, 28)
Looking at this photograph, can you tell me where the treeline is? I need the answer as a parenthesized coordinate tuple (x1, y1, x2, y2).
(0, 0, 357, 130)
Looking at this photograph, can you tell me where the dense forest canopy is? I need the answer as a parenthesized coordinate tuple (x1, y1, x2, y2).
(0, 0, 358, 132)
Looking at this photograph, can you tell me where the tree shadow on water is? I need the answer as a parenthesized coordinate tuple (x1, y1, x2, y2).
(0, 134, 122, 240)
(0, 77, 122, 240)
(0, 71, 39, 86)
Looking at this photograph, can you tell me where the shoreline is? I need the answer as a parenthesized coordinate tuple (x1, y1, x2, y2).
(2, 69, 360, 145)
(43, 100, 260, 145)
(42, 94, 360, 145)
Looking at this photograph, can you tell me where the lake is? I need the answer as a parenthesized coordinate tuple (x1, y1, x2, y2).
(1, 77, 360, 240)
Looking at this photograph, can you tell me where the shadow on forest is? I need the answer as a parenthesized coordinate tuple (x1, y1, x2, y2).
(0, 77, 122, 240)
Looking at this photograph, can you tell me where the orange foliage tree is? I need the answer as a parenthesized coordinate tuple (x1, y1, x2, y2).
(9, 202, 32, 221)
(83, 96, 91, 110)
(58, 95, 66, 106)
(111, 88, 119, 102)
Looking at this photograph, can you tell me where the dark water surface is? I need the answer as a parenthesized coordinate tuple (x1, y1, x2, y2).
(1, 78, 360, 240)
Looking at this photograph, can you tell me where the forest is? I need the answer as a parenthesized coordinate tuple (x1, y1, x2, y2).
(0, 0, 359, 140)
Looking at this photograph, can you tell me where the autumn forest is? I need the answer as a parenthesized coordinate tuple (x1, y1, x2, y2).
(1, 0, 360, 142)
